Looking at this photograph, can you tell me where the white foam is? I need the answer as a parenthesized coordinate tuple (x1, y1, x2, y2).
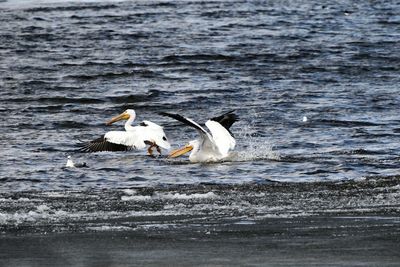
(121, 192, 218, 201)
(0, 204, 73, 225)
(17, 198, 31, 202)
(161, 192, 217, 200)
(86, 225, 133, 232)
(122, 189, 137, 195)
(45, 192, 68, 198)
(121, 195, 152, 201)
(354, 176, 367, 182)
(136, 223, 175, 231)
(37, 204, 50, 212)
(234, 220, 256, 225)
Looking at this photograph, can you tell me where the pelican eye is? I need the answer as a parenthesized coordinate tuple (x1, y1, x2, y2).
(162, 136, 167, 141)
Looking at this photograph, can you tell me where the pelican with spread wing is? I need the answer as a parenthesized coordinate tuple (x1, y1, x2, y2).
(159, 111, 238, 162)
(79, 109, 170, 156)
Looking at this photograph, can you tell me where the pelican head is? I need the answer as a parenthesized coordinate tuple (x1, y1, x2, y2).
(106, 109, 136, 125)
(168, 140, 199, 158)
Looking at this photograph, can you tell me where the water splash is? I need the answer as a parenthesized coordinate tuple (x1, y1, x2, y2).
(232, 124, 280, 162)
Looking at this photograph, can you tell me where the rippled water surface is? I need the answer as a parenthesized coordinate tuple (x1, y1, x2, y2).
(2, 0, 400, 190)
(1, 1, 400, 256)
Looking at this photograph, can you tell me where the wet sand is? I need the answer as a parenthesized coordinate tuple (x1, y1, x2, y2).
(2, 215, 399, 267)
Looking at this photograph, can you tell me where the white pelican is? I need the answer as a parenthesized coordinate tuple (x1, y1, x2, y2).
(159, 111, 238, 162)
(80, 109, 170, 156)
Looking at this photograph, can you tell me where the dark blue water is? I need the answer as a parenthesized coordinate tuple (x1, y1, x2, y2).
(1, 1, 400, 256)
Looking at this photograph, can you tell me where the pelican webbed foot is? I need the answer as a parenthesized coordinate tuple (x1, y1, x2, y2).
(146, 141, 162, 158)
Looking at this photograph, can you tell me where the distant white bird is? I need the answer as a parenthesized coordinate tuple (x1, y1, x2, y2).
(302, 116, 308, 122)
(65, 155, 87, 168)
(79, 109, 170, 156)
(159, 111, 238, 163)
(66, 156, 75, 167)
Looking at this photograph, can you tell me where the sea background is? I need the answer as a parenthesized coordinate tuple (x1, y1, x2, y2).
(1, 0, 400, 266)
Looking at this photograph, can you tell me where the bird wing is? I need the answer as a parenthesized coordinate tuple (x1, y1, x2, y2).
(105, 130, 146, 149)
(210, 110, 238, 129)
(210, 110, 238, 136)
(79, 134, 133, 152)
(159, 112, 221, 152)
(79, 131, 146, 153)
(159, 112, 208, 134)
(205, 120, 236, 156)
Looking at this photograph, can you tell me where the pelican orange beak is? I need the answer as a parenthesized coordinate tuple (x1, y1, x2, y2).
(168, 144, 193, 158)
(106, 111, 130, 125)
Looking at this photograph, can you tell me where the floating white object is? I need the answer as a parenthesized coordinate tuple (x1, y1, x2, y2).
(302, 116, 308, 122)
(66, 156, 75, 168)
